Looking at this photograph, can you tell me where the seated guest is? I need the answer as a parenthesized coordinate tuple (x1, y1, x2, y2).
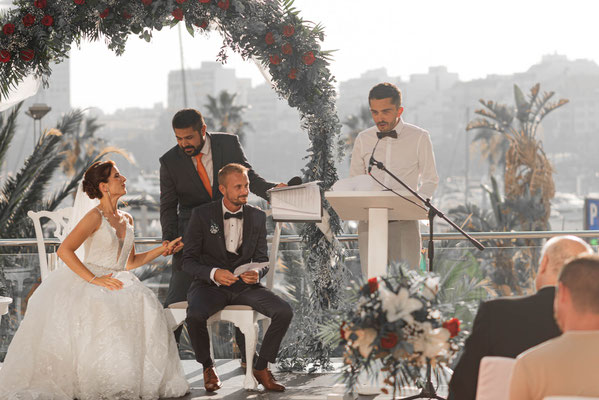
(509, 254, 599, 399)
(183, 163, 293, 392)
(448, 236, 592, 400)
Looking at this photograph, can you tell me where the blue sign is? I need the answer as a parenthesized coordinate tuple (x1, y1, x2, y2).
(584, 198, 599, 230)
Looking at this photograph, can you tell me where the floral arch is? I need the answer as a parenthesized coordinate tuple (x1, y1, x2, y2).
(0, 0, 345, 364)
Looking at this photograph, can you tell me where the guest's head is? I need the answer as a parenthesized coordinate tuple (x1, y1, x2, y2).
(535, 235, 592, 291)
(554, 254, 599, 331)
(218, 163, 249, 211)
(368, 83, 404, 133)
(82, 160, 127, 200)
(172, 109, 206, 157)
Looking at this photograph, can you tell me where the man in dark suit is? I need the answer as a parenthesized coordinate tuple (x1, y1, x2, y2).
(183, 163, 293, 392)
(448, 235, 592, 400)
(160, 108, 281, 351)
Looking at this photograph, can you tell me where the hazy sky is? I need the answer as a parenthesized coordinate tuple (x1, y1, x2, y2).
(61, 0, 599, 112)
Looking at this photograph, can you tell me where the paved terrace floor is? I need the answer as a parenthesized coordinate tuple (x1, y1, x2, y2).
(0, 358, 449, 399)
(164, 359, 449, 400)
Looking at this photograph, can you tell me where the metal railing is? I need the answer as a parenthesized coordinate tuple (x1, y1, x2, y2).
(0, 230, 597, 247)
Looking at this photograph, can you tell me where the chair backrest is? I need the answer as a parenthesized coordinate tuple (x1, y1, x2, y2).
(27, 207, 73, 281)
(545, 397, 599, 400)
(475, 356, 516, 400)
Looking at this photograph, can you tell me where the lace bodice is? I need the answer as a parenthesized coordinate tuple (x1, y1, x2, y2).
(82, 210, 134, 274)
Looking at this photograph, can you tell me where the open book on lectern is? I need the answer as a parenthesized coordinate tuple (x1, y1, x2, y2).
(267, 181, 322, 222)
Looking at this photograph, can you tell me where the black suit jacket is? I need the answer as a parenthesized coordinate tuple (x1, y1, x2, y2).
(182, 201, 269, 291)
(159, 132, 275, 270)
(448, 286, 561, 400)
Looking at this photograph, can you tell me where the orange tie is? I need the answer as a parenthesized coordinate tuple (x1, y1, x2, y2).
(195, 153, 212, 198)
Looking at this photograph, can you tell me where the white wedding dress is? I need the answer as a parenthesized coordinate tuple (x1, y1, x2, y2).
(0, 210, 189, 400)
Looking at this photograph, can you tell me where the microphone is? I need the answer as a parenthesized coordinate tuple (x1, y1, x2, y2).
(287, 176, 303, 186)
(368, 138, 382, 174)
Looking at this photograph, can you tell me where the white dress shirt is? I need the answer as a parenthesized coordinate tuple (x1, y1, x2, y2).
(349, 118, 439, 198)
(210, 201, 244, 284)
(190, 134, 214, 186)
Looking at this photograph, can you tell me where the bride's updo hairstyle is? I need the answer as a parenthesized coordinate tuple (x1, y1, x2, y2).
(82, 160, 115, 200)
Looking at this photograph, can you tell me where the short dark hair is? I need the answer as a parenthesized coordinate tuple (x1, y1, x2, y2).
(218, 163, 249, 186)
(559, 254, 599, 313)
(368, 83, 402, 108)
(172, 109, 206, 133)
(82, 160, 115, 200)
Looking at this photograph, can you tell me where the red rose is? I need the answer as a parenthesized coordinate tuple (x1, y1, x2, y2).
(20, 49, 34, 62)
(217, 0, 229, 10)
(34, 0, 47, 9)
(176, 0, 186, 3)
(22, 14, 35, 27)
(123, 10, 132, 19)
(282, 43, 293, 55)
(269, 55, 281, 65)
(302, 51, 316, 66)
(199, 0, 211, 3)
(2, 23, 15, 35)
(99, 8, 110, 18)
(141, 0, 152, 5)
(282, 24, 295, 37)
(264, 32, 274, 45)
(199, 19, 208, 29)
(74, 0, 85, 4)
(288, 68, 297, 80)
(442, 318, 461, 338)
(41, 15, 54, 26)
(0, 50, 10, 63)
(171, 8, 183, 21)
(367, 277, 379, 293)
(380, 332, 398, 349)
(340, 321, 347, 340)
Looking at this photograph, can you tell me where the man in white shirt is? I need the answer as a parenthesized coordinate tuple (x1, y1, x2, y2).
(350, 83, 439, 273)
(509, 254, 599, 400)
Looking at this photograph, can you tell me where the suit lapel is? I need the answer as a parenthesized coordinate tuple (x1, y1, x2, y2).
(241, 205, 252, 259)
(211, 201, 227, 259)
(209, 133, 222, 196)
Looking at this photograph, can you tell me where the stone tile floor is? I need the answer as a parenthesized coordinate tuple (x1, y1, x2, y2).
(167, 359, 449, 400)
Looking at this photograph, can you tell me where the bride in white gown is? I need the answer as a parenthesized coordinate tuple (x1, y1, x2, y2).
(0, 160, 189, 400)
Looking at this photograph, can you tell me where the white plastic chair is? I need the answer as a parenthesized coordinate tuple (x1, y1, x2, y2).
(28, 208, 73, 281)
(475, 356, 516, 400)
(0, 296, 12, 315)
(167, 221, 283, 390)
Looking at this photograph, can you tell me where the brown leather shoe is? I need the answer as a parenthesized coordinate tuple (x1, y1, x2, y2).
(203, 366, 222, 392)
(253, 368, 285, 392)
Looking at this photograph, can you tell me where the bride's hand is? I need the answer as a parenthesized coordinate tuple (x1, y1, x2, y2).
(92, 274, 124, 290)
(164, 237, 184, 255)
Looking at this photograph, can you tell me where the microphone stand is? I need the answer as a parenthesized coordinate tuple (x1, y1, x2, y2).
(369, 156, 484, 400)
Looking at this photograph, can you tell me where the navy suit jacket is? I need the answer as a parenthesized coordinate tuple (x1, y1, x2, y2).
(448, 286, 561, 400)
(182, 200, 269, 291)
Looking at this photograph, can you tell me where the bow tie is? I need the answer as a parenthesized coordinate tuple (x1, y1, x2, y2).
(224, 211, 243, 220)
(377, 130, 398, 139)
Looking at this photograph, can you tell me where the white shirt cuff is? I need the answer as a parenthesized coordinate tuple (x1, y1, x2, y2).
(210, 268, 221, 286)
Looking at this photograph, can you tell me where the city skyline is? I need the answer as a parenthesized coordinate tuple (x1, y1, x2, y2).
(61, 0, 599, 113)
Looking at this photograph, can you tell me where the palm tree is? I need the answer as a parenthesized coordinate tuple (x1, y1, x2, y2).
(204, 91, 250, 145)
(467, 83, 568, 230)
(342, 105, 371, 149)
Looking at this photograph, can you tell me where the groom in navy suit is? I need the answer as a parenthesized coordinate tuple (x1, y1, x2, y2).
(183, 163, 292, 392)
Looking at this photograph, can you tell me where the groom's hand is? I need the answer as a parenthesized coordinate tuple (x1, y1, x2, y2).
(214, 269, 239, 286)
(240, 270, 259, 284)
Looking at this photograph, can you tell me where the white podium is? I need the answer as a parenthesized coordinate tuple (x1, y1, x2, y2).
(325, 191, 427, 278)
